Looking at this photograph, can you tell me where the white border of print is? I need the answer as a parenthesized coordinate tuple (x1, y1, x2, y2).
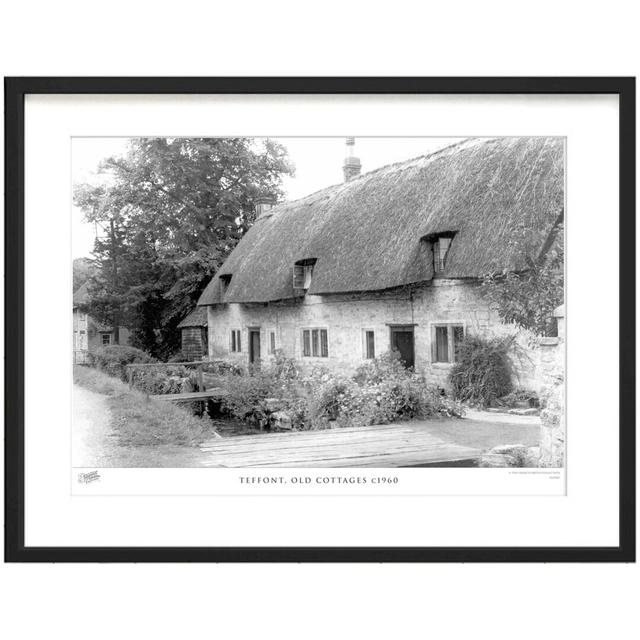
(24, 93, 618, 548)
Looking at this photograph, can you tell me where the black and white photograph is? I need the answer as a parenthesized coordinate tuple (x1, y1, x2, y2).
(72, 135, 565, 471)
(5, 75, 634, 566)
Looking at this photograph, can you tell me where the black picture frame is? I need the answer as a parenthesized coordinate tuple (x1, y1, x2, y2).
(4, 77, 636, 563)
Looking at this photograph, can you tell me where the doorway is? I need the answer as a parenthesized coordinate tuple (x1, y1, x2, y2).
(249, 328, 261, 364)
(390, 325, 415, 369)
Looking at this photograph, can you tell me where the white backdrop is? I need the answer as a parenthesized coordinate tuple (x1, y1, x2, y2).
(1, 2, 638, 639)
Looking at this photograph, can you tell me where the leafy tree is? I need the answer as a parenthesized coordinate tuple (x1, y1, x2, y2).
(74, 138, 293, 358)
(481, 221, 564, 336)
(73, 257, 96, 292)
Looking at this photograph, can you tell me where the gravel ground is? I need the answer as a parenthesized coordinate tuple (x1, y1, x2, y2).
(400, 413, 541, 451)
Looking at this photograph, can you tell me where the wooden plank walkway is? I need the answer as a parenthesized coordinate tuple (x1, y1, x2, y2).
(151, 389, 227, 402)
(200, 424, 481, 468)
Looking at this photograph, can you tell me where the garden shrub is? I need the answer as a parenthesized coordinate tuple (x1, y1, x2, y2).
(306, 354, 464, 429)
(448, 335, 514, 407)
(89, 344, 155, 381)
(352, 351, 409, 385)
(199, 351, 465, 431)
(219, 369, 280, 423)
(129, 364, 197, 395)
(202, 360, 244, 376)
(308, 377, 356, 426)
(270, 350, 301, 381)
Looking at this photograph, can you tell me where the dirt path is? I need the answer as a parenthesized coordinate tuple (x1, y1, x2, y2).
(72, 384, 212, 468)
(72, 385, 119, 467)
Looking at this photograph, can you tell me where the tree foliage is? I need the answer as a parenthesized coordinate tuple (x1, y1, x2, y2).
(73, 257, 96, 292)
(74, 138, 293, 358)
(481, 223, 564, 336)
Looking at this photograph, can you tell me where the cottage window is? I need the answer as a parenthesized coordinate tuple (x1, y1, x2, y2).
(364, 330, 375, 359)
(102, 333, 112, 346)
(302, 328, 328, 358)
(431, 324, 464, 363)
(220, 274, 232, 292)
(293, 259, 316, 290)
(433, 236, 453, 273)
(269, 331, 276, 355)
(303, 330, 311, 357)
(230, 329, 242, 353)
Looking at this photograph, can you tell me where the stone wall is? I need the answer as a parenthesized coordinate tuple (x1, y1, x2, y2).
(538, 305, 565, 467)
(205, 280, 539, 389)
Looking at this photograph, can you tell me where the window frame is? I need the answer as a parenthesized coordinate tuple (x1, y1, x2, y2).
(429, 232, 456, 274)
(230, 328, 242, 353)
(269, 330, 276, 355)
(293, 259, 316, 291)
(430, 322, 465, 364)
(220, 274, 232, 293)
(301, 327, 329, 358)
(363, 329, 376, 359)
(101, 333, 112, 346)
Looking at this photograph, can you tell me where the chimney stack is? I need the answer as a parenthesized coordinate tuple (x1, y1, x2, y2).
(343, 137, 362, 182)
(255, 195, 276, 218)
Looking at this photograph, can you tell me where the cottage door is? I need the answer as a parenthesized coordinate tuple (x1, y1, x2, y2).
(249, 329, 261, 364)
(390, 327, 415, 369)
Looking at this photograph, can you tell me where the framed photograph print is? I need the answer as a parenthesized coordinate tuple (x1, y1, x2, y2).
(4, 77, 635, 562)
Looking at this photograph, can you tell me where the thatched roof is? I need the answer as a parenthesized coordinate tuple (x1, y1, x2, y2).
(198, 137, 564, 305)
(178, 307, 208, 328)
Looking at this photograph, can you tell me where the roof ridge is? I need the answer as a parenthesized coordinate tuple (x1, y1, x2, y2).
(273, 137, 485, 208)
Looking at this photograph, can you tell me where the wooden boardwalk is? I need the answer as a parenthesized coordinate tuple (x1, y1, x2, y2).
(200, 424, 481, 468)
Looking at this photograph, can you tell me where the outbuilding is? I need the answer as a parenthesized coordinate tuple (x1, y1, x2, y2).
(178, 307, 209, 361)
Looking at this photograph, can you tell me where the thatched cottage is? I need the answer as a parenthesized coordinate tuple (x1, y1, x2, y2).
(197, 137, 564, 389)
(73, 282, 131, 363)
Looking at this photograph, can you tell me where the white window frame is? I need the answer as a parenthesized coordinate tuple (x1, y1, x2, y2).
(430, 322, 465, 364)
(301, 327, 329, 358)
(101, 333, 112, 346)
(362, 328, 376, 359)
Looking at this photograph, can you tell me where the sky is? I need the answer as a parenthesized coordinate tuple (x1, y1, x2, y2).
(72, 136, 463, 259)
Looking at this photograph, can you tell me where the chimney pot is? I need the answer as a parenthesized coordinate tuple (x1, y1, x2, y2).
(343, 137, 361, 182)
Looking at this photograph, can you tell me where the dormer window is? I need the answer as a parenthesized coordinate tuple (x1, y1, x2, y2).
(293, 259, 316, 291)
(433, 237, 451, 273)
(220, 274, 232, 293)
(426, 232, 456, 274)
